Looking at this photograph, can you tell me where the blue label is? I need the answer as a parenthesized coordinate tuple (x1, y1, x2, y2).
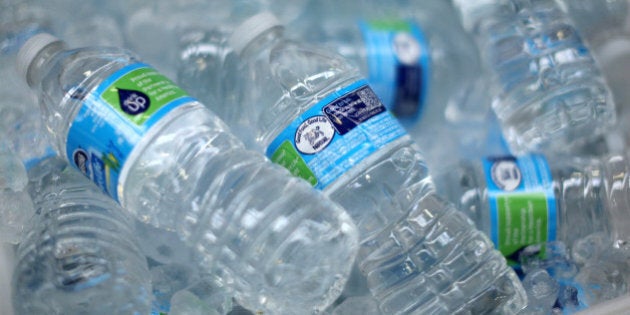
(65, 63, 194, 201)
(267, 80, 407, 190)
(359, 20, 430, 124)
(482, 154, 557, 257)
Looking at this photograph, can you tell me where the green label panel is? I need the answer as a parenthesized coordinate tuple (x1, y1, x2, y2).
(100, 67, 189, 126)
(270, 140, 318, 187)
(496, 192, 549, 257)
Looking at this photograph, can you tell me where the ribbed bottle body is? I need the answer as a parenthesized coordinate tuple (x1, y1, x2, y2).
(214, 17, 527, 314)
(21, 36, 359, 314)
(453, 0, 616, 154)
(13, 157, 150, 315)
(435, 152, 630, 252)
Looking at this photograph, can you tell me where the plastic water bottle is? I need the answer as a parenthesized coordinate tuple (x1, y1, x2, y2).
(294, 0, 484, 128)
(0, 0, 125, 248)
(452, 0, 617, 155)
(12, 156, 151, 314)
(17, 33, 359, 314)
(201, 12, 527, 314)
(178, 0, 488, 146)
(0, 242, 17, 315)
(433, 153, 630, 263)
(115, 0, 307, 79)
(175, 0, 492, 170)
(116, 0, 231, 78)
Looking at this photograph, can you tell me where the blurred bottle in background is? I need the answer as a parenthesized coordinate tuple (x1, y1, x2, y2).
(306, 0, 509, 169)
(108, 0, 308, 79)
(563, 0, 630, 153)
(434, 152, 630, 258)
(452, 0, 617, 156)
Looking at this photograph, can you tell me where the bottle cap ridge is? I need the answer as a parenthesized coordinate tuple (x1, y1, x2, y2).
(229, 11, 282, 56)
(17, 33, 62, 86)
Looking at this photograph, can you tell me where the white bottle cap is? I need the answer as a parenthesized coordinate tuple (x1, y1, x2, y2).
(17, 33, 62, 86)
(229, 11, 282, 56)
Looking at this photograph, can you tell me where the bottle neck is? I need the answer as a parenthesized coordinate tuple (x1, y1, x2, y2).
(25, 41, 66, 88)
(238, 26, 284, 61)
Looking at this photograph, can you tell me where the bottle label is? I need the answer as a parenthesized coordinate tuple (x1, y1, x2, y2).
(266, 80, 407, 190)
(359, 19, 430, 124)
(66, 63, 195, 201)
(483, 155, 557, 258)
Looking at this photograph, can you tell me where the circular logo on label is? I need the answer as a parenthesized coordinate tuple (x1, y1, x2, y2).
(393, 32, 422, 66)
(491, 159, 522, 191)
(294, 115, 335, 155)
(73, 149, 90, 176)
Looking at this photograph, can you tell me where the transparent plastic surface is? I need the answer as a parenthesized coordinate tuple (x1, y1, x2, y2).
(13, 157, 151, 314)
(452, 0, 616, 154)
(22, 38, 359, 314)
(435, 152, 630, 250)
(200, 17, 527, 314)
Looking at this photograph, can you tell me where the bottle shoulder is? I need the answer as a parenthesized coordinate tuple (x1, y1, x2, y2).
(45, 46, 139, 90)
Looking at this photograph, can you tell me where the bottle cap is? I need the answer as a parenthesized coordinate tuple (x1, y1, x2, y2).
(17, 33, 62, 86)
(229, 11, 282, 55)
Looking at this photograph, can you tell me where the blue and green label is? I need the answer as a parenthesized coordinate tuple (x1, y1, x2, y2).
(483, 155, 557, 258)
(360, 19, 430, 124)
(66, 63, 194, 200)
(267, 80, 407, 190)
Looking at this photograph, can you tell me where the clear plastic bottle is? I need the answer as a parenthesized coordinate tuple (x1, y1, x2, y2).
(434, 153, 630, 260)
(205, 12, 527, 314)
(561, 0, 630, 153)
(176, 27, 238, 120)
(12, 156, 151, 314)
(168, 0, 309, 116)
(294, 0, 484, 128)
(17, 33, 358, 314)
(452, 0, 617, 155)
(176, 0, 491, 171)
(338, 0, 502, 168)
(117, 0, 230, 78)
(115, 0, 307, 79)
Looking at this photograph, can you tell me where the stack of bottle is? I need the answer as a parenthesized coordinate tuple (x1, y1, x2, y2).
(1, 0, 630, 314)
